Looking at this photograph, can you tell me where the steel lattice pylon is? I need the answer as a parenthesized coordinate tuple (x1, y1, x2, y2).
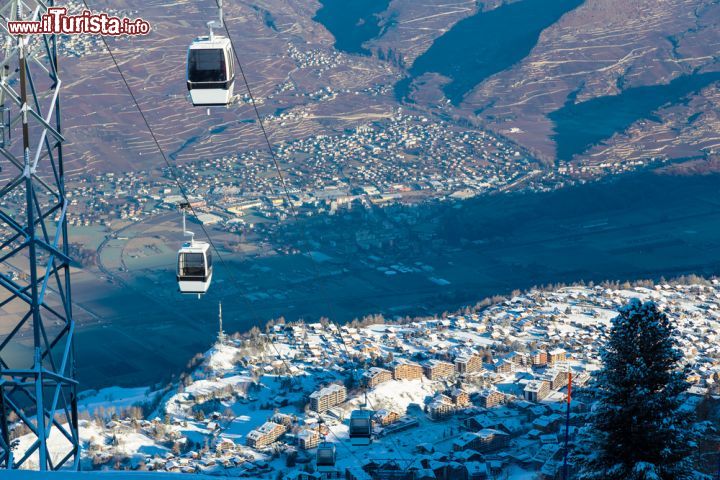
(0, 0, 79, 471)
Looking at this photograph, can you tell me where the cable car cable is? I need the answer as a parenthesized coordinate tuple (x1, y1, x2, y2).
(76, 11, 308, 420)
(329, 318, 413, 467)
(84, 1, 409, 468)
(213, 0, 348, 324)
(215, 3, 298, 220)
(213, 5, 362, 369)
(216, 6, 415, 467)
(80, 0, 225, 274)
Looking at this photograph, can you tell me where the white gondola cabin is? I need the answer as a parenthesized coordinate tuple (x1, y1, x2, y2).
(177, 241, 213, 295)
(177, 206, 213, 295)
(187, 35, 235, 107)
(316, 442, 336, 472)
(349, 410, 373, 446)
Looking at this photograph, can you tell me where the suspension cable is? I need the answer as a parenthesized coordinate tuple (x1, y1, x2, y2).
(79, 2, 314, 402)
(84, 0, 405, 467)
(80, 0, 231, 274)
(218, 11, 298, 217)
(217, 3, 413, 467)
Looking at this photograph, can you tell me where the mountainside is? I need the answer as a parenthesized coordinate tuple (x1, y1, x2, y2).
(458, 0, 720, 163)
(57, 0, 720, 180)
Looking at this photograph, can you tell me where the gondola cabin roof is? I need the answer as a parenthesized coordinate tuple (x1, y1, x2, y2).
(179, 241, 210, 253)
(189, 35, 232, 50)
(351, 410, 373, 420)
(318, 441, 335, 450)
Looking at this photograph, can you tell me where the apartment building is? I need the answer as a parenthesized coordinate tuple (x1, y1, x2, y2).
(423, 359, 455, 380)
(455, 354, 483, 375)
(392, 360, 424, 381)
(246, 421, 287, 448)
(309, 384, 347, 413)
(373, 409, 400, 426)
(524, 380, 551, 402)
(428, 394, 455, 420)
(495, 359, 514, 374)
(545, 369, 570, 390)
(454, 429, 510, 453)
(477, 389, 505, 409)
(531, 350, 549, 366)
(363, 367, 392, 389)
(297, 429, 320, 450)
(548, 348, 567, 364)
(450, 387, 471, 407)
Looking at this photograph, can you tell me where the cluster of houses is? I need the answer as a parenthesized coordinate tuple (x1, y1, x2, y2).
(83, 281, 720, 478)
(55, 110, 545, 231)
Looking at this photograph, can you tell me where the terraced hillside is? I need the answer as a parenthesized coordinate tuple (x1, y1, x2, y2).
(47, 0, 720, 179)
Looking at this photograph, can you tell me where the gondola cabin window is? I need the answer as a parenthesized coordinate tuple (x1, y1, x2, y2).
(179, 252, 206, 277)
(188, 49, 227, 83)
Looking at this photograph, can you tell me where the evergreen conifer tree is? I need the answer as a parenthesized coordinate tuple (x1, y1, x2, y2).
(576, 299, 695, 480)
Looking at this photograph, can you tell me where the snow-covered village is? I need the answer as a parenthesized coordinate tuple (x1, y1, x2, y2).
(6, 0, 720, 478)
(18, 279, 719, 479)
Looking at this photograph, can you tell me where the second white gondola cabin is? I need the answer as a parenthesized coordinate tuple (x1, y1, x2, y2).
(186, 35, 235, 106)
(316, 442, 336, 472)
(177, 241, 213, 294)
(349, 410, 373, 446)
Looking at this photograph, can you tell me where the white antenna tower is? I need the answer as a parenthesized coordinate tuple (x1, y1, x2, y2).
(217, 301, 225, 344)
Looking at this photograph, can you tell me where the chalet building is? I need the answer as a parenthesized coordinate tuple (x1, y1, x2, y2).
(363, 367, 392, 389)
(476, 389, 505, 409)
(450, 387, 470, 407)
(309, 384, 347, 413)
(532, 414, 563, 433)
(373, 409, 400, 426)
(548, 348, 567, 364)
(495, 359, 514, 374)
(464, 415, 494, 431)
(428, 394, 455, 420)
(423, 359, 455, 380)
(271, 412, 294, 427)
(246, 422, 287, 448)
(359, 344, 381, 358)
(466, 461, 490, 480)
(462, 414, 513, 435)
(453, 429, 510, 453)
(392, 360, 424, 381)
(455, 354, 483, 375)
(297, 429, 320, 450)
(506, 351, 530, 367)
(216, 439, 236, 454)
(524, 380, 551, 402)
